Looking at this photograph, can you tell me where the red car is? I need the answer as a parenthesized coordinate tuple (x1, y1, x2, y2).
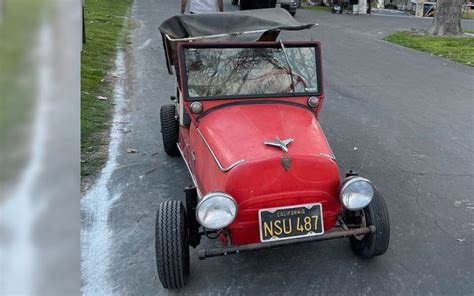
(157, 9, 389, 289)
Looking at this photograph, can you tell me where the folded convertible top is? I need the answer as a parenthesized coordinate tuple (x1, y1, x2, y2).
(159, 8, 316, 73)
(159, 8, 315, 41)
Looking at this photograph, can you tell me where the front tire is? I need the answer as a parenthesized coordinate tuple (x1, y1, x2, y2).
(155, 201, 190, 289)
(349, 190, 390, 258)
(160, 104, 179, 156)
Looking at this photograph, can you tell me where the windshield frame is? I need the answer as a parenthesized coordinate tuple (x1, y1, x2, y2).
(178, 41, 323, 101)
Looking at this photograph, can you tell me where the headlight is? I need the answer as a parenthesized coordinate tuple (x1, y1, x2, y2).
(196, 192, 237, 229)
(340, 177, 374, 210)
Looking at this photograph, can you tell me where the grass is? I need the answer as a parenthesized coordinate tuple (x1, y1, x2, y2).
(0, 0, 46, 183)
(462, 11, 474, 20)
(81, 0, 132, 180)
(384, 31, 474, 67)
(302, 4, 332, 13)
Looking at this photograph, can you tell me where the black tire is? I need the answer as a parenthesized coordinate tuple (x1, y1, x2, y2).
(160, 104, 179, 156)
(155, 200, 190, 289)
(349, 190, 390, 258)
(290, 11, 296, 16)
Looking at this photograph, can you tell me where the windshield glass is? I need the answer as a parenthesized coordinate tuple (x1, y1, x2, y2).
(183, 46, 319, 99)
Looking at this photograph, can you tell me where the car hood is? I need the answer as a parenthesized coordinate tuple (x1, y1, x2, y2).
(197, 102, 335, 167)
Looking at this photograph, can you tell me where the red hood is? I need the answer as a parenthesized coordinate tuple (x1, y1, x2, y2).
(198, 102, 335, 167)
(193, 102, 341, 245)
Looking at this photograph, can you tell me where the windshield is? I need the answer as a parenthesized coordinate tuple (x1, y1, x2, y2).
(183, 45, 319, 100)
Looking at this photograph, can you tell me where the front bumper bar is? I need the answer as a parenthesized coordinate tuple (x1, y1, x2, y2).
(198, 225, 376, 260)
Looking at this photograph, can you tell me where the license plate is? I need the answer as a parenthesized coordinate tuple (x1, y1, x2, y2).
(259, 203, 324, 242)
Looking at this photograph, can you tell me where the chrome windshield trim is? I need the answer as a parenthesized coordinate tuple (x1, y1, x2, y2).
(196, 128, 245, 172)
(177, 143, 202, 198)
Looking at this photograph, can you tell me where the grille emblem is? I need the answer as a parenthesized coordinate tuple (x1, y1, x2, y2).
(281, 156, 292, 171)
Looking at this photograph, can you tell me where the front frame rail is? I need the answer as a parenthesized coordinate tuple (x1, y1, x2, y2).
(198, 226, 376, 260)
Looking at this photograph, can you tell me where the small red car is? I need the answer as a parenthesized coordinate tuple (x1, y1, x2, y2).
(156, 9, 389, 289)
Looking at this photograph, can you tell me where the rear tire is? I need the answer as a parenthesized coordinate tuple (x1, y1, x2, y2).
(349, 190, 390, 258)
(160, 104, 179, 156)
(155, 201, 190, 289)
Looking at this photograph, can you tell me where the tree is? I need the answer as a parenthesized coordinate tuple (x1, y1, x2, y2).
(428, 0, 464, 35)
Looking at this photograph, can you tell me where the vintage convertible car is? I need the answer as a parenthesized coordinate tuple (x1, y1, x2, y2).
(156, 8, 389, 289)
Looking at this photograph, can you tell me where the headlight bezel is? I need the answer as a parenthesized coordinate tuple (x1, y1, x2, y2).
(340, 177, 375, 211)
(195, 192, 238, 230)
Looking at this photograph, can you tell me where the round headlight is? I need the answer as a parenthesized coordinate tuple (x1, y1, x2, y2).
(340, 177, 374, 210)
(196, 192, 237, 230)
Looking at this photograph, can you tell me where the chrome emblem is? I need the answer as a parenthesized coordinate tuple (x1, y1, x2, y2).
(264, 137, 294, 152)
(281, 156, 292, 171)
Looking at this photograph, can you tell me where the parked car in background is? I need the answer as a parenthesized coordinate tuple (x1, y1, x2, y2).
(232, 0, 298, 16)
(279, 0, 298, 15)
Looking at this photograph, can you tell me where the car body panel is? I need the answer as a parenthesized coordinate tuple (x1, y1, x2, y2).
(224, 154, 341, 244)
(197, 102, 333, 169)
(179, 102, 341, 245)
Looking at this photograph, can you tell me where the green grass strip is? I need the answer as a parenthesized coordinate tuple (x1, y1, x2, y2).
(81, 0, 132, 179)
(0, 0, 46, 183)
(384, 31, 474, 67)
(302, 4, 332, 13)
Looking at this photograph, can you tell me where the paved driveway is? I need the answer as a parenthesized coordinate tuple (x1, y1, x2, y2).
(81, 1, 474, 295)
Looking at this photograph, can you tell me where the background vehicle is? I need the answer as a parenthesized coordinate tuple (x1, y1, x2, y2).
(233, 0, 298, 16)
(157, 8, 390, 289)
(279, 0, 298, 15)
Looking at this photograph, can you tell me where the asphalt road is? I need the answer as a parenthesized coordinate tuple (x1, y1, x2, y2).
(81, 1, 474, 295)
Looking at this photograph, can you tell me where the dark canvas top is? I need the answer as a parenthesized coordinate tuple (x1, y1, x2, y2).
(159, 8, 315, 72)
(159, 8, 314, 41)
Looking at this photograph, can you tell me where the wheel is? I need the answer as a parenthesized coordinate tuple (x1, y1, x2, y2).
(290, 11, 296, 16)
(349, 190, 390, 258)
(155, 200, 190, 289)
(160, 104, 179, 156)
(231, 0, 238, 5)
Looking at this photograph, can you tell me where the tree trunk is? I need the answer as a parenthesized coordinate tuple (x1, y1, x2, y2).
(428, 0, 463, 35)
